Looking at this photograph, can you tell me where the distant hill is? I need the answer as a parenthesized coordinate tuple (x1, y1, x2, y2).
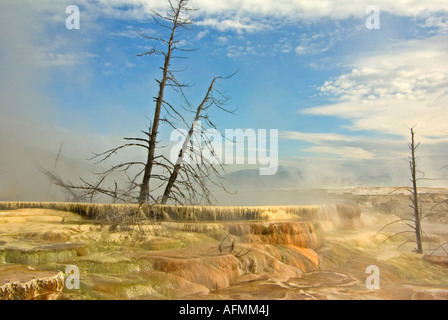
(224, 166, 392, 190)
(214, 166, 397, 205)
(224, 166, 304, 190)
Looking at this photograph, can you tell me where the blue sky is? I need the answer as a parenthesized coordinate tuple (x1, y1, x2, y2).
(1, 0, 448, 201)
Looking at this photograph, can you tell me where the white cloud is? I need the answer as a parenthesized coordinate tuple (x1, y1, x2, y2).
(216, 36, 229, 44)
(191, 0, 448, 21)
(282, 131, 356, 143)
(426, 16, 448, 32)
(196, 30, 209, 40)
(225, 43, 259, 58)
(274, 38, 293, 53)
(281, 130, 406, 160)
(14, 0, 447, 31)
(302, 36, 448, 139)
(10, 0, 447, 38)
(295, 31, 341, 55)
(111, 26, 156, 38)
(303, 145, 375, 159)
(196, 18, 265, 33)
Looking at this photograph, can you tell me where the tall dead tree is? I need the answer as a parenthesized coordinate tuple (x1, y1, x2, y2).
(409, 128, 423, 253)
(376, 128, 424, 253)
(137, 0, 193, 204)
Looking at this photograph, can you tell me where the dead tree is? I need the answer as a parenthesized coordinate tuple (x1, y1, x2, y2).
(409, 128, 423, 253)
(160, 78, 218, 204)
(136, 0, 195, 204)
(376, 128, 424, 253)
(216, 232, 253, 257)
(160, 75, 236, 204)
(40, 0, 236, 206)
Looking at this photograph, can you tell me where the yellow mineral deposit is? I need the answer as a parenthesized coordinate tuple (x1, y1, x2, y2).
(0, 189, 447, 300)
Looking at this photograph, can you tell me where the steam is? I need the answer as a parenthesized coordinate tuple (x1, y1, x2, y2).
(0, 2, 55, 200)
(0, 1, 138, 201)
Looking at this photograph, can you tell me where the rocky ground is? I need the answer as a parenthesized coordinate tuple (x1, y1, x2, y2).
(0, 187, 447, 300)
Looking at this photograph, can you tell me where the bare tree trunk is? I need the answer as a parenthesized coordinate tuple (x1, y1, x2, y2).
(161, 77, 218, 204)
(138, 0, 183, 204)
(410, 128, 423, 253)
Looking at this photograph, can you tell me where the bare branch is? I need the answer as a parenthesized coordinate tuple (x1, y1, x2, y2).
(376, 231, 415, 248)
(374, 218, 415, 235)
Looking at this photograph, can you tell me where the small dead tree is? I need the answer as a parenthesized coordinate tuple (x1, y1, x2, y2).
(217, 232, 253, 257)
(377, 128, 424, 253)
(409, 128, 423, 253)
